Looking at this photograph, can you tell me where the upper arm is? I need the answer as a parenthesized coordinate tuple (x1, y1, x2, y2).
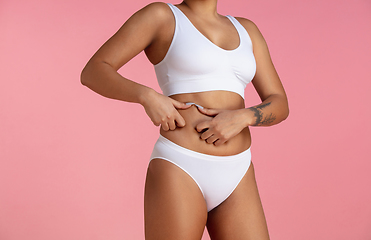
(87, 2, 172, 70)
(236, 17, 287, 102)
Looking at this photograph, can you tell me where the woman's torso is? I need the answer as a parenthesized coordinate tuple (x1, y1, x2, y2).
(144, 3, 254, 156)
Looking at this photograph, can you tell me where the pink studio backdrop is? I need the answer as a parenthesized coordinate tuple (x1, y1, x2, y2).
(1, 0, 370, 239)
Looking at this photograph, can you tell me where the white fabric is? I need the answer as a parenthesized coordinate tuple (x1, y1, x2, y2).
(150, 135, 251, 212)
(154, 3, 256, 99)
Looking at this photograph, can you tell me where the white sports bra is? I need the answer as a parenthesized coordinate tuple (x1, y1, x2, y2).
(154, 3, 256, 99)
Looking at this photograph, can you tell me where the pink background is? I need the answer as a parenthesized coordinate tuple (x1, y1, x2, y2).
(1, 0, 370, 239)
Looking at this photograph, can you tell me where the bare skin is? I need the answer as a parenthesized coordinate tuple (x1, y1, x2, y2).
(81, 0, 289, 239)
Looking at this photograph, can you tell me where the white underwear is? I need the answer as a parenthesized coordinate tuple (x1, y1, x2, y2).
(149, 135, 251, 212)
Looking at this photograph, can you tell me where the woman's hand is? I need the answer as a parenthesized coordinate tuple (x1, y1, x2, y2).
(195, 107, 249, 146)
(141, 90, 191, 131)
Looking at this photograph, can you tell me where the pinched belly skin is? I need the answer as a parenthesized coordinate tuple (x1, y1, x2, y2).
(160, 101, 251, 156)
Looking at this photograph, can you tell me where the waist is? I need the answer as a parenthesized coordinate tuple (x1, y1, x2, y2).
(160, 92, 251, 156)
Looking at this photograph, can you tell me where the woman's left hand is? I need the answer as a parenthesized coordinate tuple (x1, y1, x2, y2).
(195, 107, 248, 146)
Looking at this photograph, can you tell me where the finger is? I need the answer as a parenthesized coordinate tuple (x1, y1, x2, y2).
(174, 113, 186, 127)
(161, 122, 169, 131)
(168, 120, 176, 131)
(196, 121, 211, 133)
(200, 129, 214, 140)
(198, 107, 221, 116)
(205, 134, 219, 144)
(213, 139, 224, 146)
(171, 99, 192, 109)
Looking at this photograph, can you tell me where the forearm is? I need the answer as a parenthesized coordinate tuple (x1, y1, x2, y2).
(244, 94, 289, 127)
(80, 59, 153, 105)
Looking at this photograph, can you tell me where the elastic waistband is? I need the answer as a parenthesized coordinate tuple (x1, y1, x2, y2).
(157, 135, 251, 161)
(185, 102, 204, 109)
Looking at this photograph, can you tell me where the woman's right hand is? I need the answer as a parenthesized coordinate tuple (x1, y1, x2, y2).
(141, 89, 191, 131)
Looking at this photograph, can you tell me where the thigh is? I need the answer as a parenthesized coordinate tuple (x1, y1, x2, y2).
(144, 158, 208, 240)
(206, 162, 270, 240)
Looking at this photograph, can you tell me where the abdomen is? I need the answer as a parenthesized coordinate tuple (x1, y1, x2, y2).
(160, 91, 251, 156)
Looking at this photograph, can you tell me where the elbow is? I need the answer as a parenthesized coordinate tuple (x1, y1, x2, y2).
(273, 94, 290, 123)
(80, 66, 90, 86)
(283, 108, 289, 121)
(282, 101, 290, 121)
(80, 59, 108, 87)
(276, 95, 289, 123)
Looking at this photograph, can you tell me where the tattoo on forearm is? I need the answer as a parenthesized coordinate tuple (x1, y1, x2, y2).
(248, 102, 276, 126)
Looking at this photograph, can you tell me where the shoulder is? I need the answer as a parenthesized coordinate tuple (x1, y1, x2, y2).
(234, 17, 267, 46)
(140, 2, 171, 14)
(118, 2, 174, 39)
(132, 2, 173, 25)
(234, 17, 257, 31)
